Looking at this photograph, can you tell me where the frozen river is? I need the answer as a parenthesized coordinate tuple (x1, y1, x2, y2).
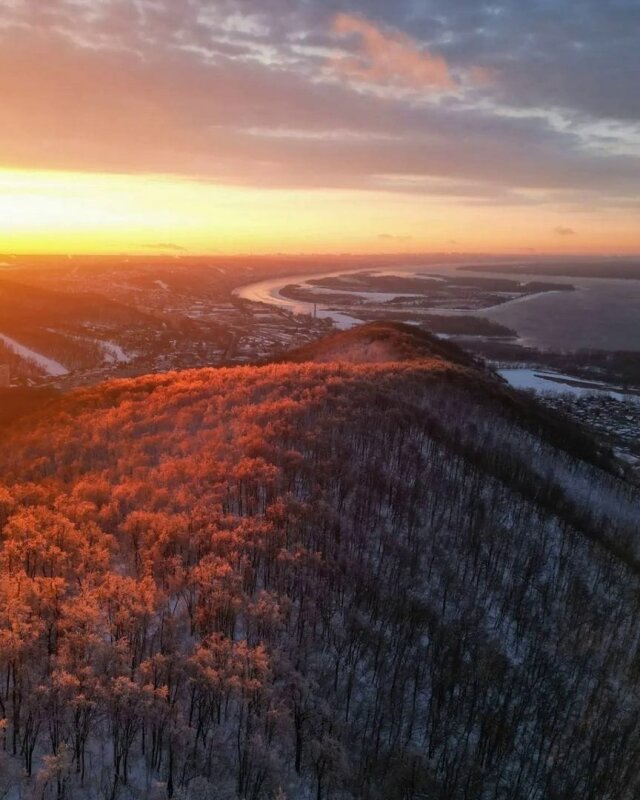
(235, 265, 640, 352)
(234, 268, 364, 329)
(497, 367, 640, 400)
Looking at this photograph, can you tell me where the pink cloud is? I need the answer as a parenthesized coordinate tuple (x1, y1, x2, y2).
(467, 65, 497, 88)
(331, 13, 455, 91)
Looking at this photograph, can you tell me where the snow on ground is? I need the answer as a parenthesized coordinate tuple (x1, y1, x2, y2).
(499, 368, 574, 393)
(0, 332, 69, 376)
(100, 340, 133, 364)
(498, 368, 638, 400)
(63, 332, 134, 365)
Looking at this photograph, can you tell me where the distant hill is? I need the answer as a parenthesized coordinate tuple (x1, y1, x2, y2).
(0, 322, 638, 799)
(462, 260, 640, 280)
(0, 277, 157, 326)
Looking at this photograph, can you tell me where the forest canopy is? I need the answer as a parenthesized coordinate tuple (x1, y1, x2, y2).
(0, 324, 638, 799)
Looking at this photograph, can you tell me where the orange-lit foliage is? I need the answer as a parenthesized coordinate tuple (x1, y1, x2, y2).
(0, 346, 638, 798)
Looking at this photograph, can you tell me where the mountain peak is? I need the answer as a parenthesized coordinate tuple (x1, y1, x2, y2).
(273, 320, 479, 368)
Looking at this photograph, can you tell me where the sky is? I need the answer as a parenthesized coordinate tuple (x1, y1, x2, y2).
(1, 0, 639, 255)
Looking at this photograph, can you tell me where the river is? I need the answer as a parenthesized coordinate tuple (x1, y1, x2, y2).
(234, 265, 640, 351)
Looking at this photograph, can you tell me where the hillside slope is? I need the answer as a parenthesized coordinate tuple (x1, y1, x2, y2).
(0, 323, 639, 799)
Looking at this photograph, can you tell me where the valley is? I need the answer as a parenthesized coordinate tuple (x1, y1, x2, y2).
(0, 256, 335, 390)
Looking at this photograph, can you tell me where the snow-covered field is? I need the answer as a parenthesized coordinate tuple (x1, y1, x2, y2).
(498, 367, 638, 401)
(0, 332, 69, 376)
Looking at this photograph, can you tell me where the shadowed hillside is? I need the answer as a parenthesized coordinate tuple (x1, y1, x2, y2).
(277, 322, 615, 474)
(0, 323, 638, 799)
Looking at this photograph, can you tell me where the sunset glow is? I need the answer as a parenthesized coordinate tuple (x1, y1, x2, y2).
(1, 4, 640, 797)
(1, 168, 639, 256)
(1, 1, 638, 256)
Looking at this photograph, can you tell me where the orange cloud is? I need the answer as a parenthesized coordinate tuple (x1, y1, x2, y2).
(467, 65, 497, 88)
(332, 13, 455, 91)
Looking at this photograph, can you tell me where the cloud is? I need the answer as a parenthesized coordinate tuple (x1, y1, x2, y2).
(331, 13, 455, 91)
(3, 21, 636, 204)
(143, 242, 188, 252)
(401, 1, 640, 122)
(554, 227, 576, 236)
(0, 0, 638, 215)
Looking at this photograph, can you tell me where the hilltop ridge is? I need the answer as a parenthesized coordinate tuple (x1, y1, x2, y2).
(273, 320, 480, 368)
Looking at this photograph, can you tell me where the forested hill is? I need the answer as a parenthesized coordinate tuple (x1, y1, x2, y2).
(0, 322, 639, 799)
(271, 321, 480, 367)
